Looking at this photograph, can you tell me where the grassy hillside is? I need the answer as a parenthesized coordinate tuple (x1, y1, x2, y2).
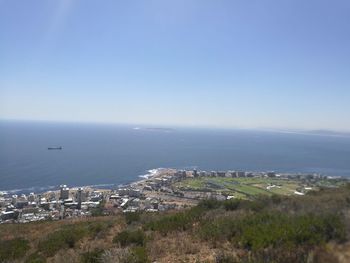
(1, 185, 350, 263)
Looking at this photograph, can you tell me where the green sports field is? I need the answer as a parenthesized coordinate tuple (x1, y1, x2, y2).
(173, 176, 305, 199)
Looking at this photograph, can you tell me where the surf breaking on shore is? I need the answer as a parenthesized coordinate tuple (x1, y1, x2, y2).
(138, 168, 165, 179)
(1, 168, 167, 195)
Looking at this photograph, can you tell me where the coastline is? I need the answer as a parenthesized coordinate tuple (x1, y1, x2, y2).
(0, 168, 166, 195)
(1, 167, 348, 224)
(1, 167, 348, 195)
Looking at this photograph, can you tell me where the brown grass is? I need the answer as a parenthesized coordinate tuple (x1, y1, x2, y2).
(147, 231, 221, 262)
(1, 186, 350, 262)
(0, 216, 124, 263)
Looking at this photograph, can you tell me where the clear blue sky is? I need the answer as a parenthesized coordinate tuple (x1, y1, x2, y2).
(1, 0, 349, 131)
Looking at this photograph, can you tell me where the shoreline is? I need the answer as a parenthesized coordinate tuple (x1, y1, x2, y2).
(0, 168, 166, 195)
(1, 168, 348, 223)
(1, 167, 347, 195)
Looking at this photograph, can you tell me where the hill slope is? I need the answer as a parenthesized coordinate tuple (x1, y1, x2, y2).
(1, 185, 350, 263)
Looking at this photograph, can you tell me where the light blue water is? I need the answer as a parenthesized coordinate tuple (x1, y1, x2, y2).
(1, 121, 350, 192)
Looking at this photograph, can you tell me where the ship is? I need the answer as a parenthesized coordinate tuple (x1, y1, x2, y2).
(48, 146, 62, 150)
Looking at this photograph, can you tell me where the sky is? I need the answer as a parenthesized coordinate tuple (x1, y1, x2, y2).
(0, 0, 349, 131)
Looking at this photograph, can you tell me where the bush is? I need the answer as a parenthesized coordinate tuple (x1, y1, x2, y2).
(270, 194, 282, 204)
(223, 199, 241, 211)
(240, 247, 310, 263)
(199, 212, 346, 251)
(25, 252, 46, 263)
(215, 252, 237, 263)
(88, 220, 114, 238)
(241, 199, 266, 212)
(198, 199, 222, 210)
(38, 228, 85, 256)
(125, 212, 141, 225)
(90, 201, 106, 217)
(0, 238, 29, 261)
(113, 229, 146, 247)
(38, 221, 112, 257)
(81, 248, 104, 263)
(144, 206, 205, 234)
(129, 246, 149, 263)
(99, 247, 132, 263)
(199, 216, 236, 242)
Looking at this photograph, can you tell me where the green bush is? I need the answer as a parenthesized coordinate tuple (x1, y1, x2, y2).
(198, 199, 222, 210)
(125, 212, 141, 225)
(241, 199, 266, 212)
(81, 248, 104, 263)
(88, 220, 114, 237)
(0, 238, 29, 261)
(25, 252, 46, 263)
(38, 221, 112, 257)
(129, 246, 149, 263)
(38, 228, 86, 256)
(199, 216, 236, 242)
(200, 212, 345, 251)
(90, 202, 105, 217)
(113, 229, 146, 247)
(215, 252, 237, 263)
(223, 199, 241, 211)
(270, 194, 282, 204)
(144, 206, 205, 234)
(239, 247, 310, 263)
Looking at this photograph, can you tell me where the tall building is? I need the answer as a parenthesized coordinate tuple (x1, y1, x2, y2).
(236, 171, 246, 177)
(267, 172, 276, 178)
(59, 185, 69, 200)
(77, 188, 83, 209)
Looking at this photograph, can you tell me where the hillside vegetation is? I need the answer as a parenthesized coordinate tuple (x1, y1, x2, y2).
(1, 185, 350, 263)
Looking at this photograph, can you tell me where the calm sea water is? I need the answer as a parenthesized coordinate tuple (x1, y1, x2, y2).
(1, 121, 350, 193)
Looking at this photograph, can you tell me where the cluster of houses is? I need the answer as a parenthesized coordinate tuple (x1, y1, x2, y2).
(1, 169, 345, 223)
(106, 169, 343, 213)
(109, 188, 176, 213)
(0, 185, 104, 224)
(188, 169, 337, 181)
(107, 169, 263, 213)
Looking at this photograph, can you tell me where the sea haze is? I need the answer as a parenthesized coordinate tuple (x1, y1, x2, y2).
(1, 121, 350, 192)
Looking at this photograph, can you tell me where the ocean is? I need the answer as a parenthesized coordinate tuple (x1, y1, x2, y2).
(1, 121, 350, 193)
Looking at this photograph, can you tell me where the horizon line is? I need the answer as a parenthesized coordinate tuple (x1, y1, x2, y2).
(1, 117, 350, 135)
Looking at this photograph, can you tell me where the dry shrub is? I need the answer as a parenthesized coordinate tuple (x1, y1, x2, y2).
(325, 242, 350, 263)
(311, 247, 339, 263)
(50, 248, 80, 263)
(148, 232, 199, 258)
(214, 251, 238, 263)
(99, 247, 132, 263)
(147, 231, 217, 262)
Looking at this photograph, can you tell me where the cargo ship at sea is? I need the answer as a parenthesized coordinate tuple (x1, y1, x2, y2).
(47, 147, 62, 150)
